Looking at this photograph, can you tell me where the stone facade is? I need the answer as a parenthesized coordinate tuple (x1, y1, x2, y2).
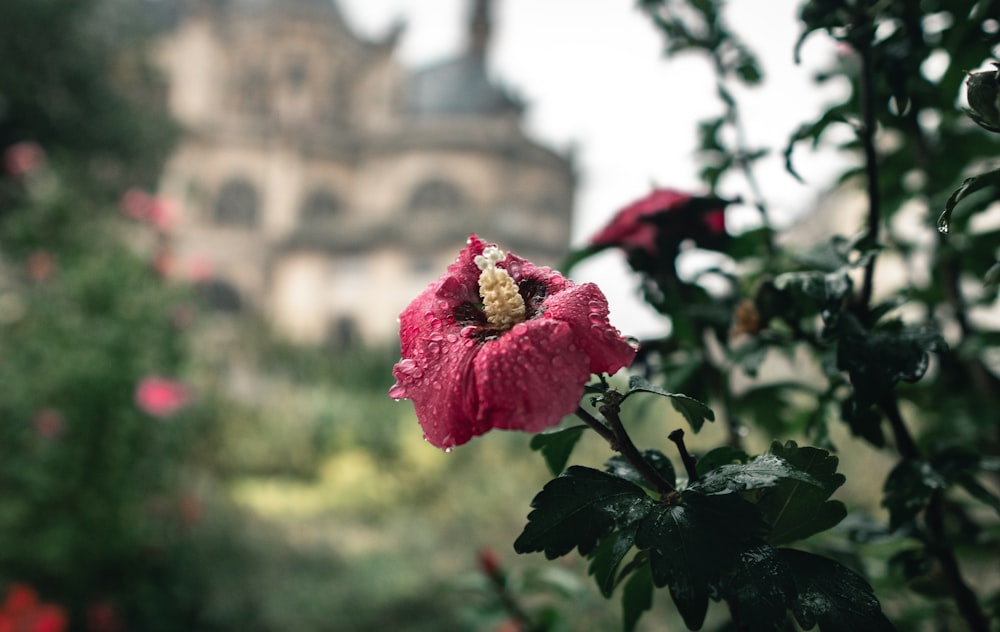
(154, 0, 576, 344)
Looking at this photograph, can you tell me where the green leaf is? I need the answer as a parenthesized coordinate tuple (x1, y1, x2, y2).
(514, 466, 654, 559)
(635, 492, 766, 629)
(984, 261, 1000, 289)
(691, 453, 823, 496)
(605, 450, 676, 492)
(756, 441, 848, 545)
(623, 375, 715, 431)
(695, 445, 749, 476)
(836, 315, 946, 410)
(621, 559, 654, 632)
(779, 549, 894, 631)
(724, 544, 796, 631)
(938, 168, 1000, 235)
(882, 458, 945, 530)
(529, 425, 587, 476)
(587, 526, 637, 598)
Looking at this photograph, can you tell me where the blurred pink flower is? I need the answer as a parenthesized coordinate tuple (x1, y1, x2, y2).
(26, 251, 57, 283)
(390, 234, 635, 450)
(2, 142, 45, 179)
(119, 188, 176, 232)
(135, 376, 190, 418)
(33, 409, 64, 439)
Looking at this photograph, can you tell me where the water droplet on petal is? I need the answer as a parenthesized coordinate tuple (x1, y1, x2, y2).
(427, 341, 441, 354)
(625, 336, 640, 349)
(588, 300, 603, 311)
(389, 383, 406, 399)
(446, 333, 459, 343)
(588, 312, 604, 324)
(443, 446, 454, 453)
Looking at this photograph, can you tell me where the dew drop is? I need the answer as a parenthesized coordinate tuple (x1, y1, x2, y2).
(937, 218, 950, 234)
(388, 383, 406, 399)
(443, 446, 454, 453)
(446, 333, 459, 343)
(588, 312, 604, 324)
(625, 336, 640, 350)
(430, 317, 443, 330)
(427, 341, 441, 354)
(588, 300, 603, 311)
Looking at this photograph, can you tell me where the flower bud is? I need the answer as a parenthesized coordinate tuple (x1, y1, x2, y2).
(966, 63, 1000, 133)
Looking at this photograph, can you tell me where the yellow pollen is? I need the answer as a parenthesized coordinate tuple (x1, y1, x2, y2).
(475, 245, 525, 330)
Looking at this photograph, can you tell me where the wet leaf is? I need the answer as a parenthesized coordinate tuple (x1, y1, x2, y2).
(635, 492, 766, 629)
(623, 375, 715, 431)
(756, 441, 847, 545)
(514, 466, 654, 559)
(780, 549, 894, 631)
(605, 450, 676, 491)
(836, 315, 946, 410)
(724, 544, 796, 631)
(530, 425, 587, 476)
(691, 453, 823, 496)
(621, 560, 653, 632)
(587, 526, 638, 598)
(938, 167, 1000, 235)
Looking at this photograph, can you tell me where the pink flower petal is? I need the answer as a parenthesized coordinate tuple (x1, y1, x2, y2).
(391, 234, 636, 449)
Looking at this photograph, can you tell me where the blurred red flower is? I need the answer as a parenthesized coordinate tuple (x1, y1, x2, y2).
(135, 376, 190, 418)
(26, 251, 57, 283)
(2, 142, 45, 179)
(119, 188, 176, 232)
(32, 409, 64, 439)
(85, 600, 123, 632)
(390, 234, 635, 450)
(589, 188, 728, 257)
(0, 583, 68, 632)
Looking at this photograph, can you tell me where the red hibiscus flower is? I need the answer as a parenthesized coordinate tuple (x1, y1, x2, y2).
(390, 235, 635, 450)
(0, 583, 68, 632)
(135, 376, 190, 418)
(589, 188, 729, 257)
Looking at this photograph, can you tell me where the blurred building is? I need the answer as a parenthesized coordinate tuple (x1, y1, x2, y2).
(154, 0, 576, 344)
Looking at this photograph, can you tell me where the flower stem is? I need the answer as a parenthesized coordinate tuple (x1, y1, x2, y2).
(574, 406, 617, 445)
(577, 403, 676, 499)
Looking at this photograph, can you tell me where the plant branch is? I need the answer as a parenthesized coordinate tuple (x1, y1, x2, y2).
(668, 429, 699, 482)
(575, 406, 616, 445)
(582, 401, 677, 499)
(926, 492, 992, 632)
(855, 30, 881, 313)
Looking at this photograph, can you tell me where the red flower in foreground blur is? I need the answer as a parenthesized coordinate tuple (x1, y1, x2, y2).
(119, 188, 176, 232)
(590, 188, 728, 257)
(390, 235, 635, 450)
(0, 583, 68, 632)
(2, 142, 45, 179)
(135, 376, 190, 418)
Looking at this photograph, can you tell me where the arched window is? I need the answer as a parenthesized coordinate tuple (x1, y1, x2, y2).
(300, 190, 340, 226)
(215, 179, 259, 228)
(409, 179, 463, 212)
(195, 279, 243, 313)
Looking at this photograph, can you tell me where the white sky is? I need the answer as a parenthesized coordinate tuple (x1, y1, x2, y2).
(338, 0, 847, 335)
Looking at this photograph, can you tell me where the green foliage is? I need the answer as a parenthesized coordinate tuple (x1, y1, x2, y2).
(622, 375, 715, 431)
(516, 429, 884, 630)
(530, 425, 587, 476)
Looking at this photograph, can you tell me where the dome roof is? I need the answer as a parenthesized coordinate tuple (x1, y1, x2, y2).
(406, 54, 523, 117)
